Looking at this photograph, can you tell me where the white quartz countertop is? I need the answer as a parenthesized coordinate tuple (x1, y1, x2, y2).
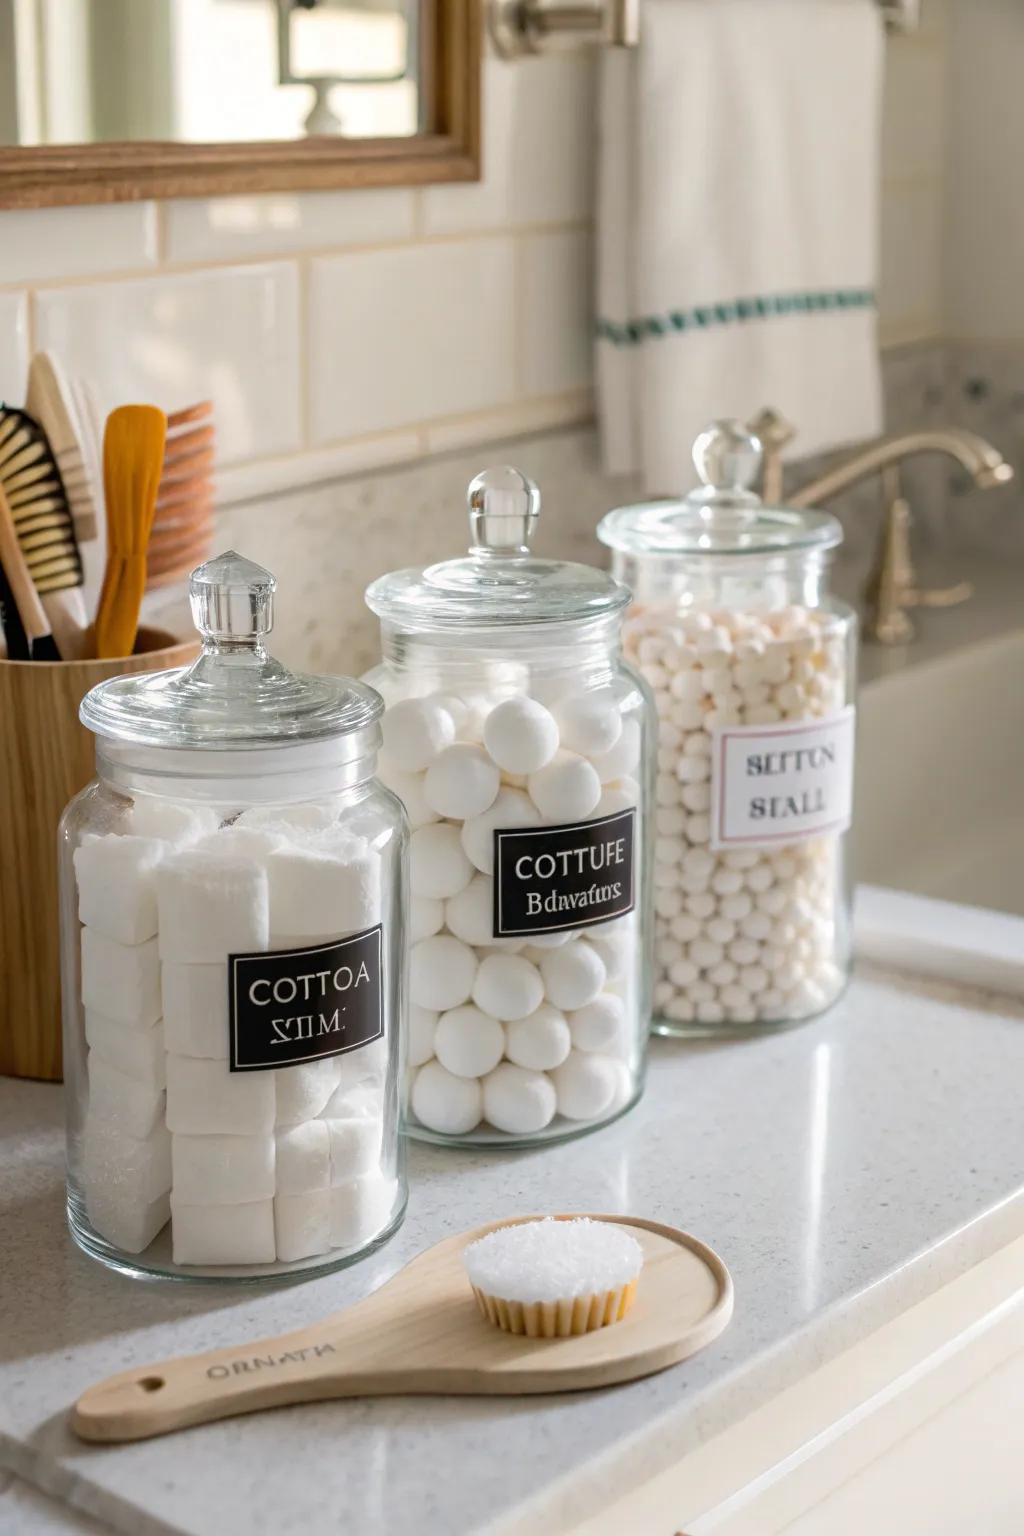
(2, 963, 1023, 1536)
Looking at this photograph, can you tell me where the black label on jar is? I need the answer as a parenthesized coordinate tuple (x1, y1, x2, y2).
(493, 809, 636, 938)
(228, 926, 383, 1072)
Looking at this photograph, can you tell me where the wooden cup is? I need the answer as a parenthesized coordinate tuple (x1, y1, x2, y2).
(0, 627, 200, 1082)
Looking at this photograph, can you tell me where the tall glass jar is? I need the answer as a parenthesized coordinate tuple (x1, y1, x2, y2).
(364, 467, 654, 1147)
(598, 422, 857, 1038)
(59, 552, 407, 1281)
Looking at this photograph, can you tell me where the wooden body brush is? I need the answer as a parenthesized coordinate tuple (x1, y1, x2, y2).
(147, 401, 216, 591)
(0, 405, 88, 659)
(25, 351, 99, 547)
(72, 1215, 733, 1444)
(95, 405, 167, 659)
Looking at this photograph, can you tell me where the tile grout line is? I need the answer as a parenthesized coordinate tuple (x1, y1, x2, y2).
(0, 219, 595, 297)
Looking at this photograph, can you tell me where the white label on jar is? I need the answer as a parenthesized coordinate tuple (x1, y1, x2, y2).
(710, 707, 855, 849)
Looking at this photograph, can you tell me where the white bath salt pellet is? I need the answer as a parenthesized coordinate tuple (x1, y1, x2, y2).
(589, 718, 641, 784)
(410, 895, 444, 943)
(540, 940, 606, 1011)
(668, 957, 699, 988)
(756, 887, 788, 916)
(85, 1011, 165, 1089)
(681, 782, 712, 813)
(687, 892, 717, 919)
(707, 961, 737, 987)
(739, 910, 774, 941)
(664, 996, 695, 1023)
(679, 867, 711, 895)
(171, 1133, 275, 1206)
(411, 1060, 482, 1135)
(74, 834, 166, 945)
(171, 1197, 276, 1267)
(407, 1003, 438, 1067)
(550, 1050, 618, 1121)
(461, 788, 541, 876)
(329, 1173, 396, 1250)
(482, 1063, 557, 1135)
(669, 912, 701, 943)
(688, 978, 716, 1003)
(434, 1005, 506, 1078)
(654, 979, 675, 1010)
(504, 1004, 571, 1071)
(375, 759, 438, 830)
(688, 937, 723, 970)
(695, 1000, 725, 1024)
(156, 851, 268, 965)
(686, 813, 711, 844)
(528, 752, 601, 822)
(410, 823, 473, 900)
(424, 744, 500, 821)
(81, 928, 162, 1028)
(675, 754, 710, 785)
(597, 780, 638, 817)
(410, 934, 477, 1012)
(381, 696, 456, 772)
(472, 953, 544, 1022)
(711, 867, 743, 897)
(745, 863, 775, 894)
(655, 888, 683, 920)
(568, 993, 625, 1054)
(720, 892, 753, 922)
(129, 796, 219, 845)
(728, 937, 761, 967)
(483, 696, 560, 774)
(705, 917, 736, 946)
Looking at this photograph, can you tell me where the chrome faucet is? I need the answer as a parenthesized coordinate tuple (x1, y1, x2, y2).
(749, 409, 1014, 644)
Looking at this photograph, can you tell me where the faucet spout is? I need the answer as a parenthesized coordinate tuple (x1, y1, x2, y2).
(787, 428, 1013, 510)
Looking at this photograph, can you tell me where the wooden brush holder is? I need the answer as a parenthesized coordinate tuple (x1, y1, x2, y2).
(0, 628, 199, 1082)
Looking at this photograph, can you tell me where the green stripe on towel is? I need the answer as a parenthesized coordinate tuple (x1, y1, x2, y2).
(596, 288, 876, 346)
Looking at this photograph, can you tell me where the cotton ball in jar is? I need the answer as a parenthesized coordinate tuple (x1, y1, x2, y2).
(410, 934, 478, 1011)
(568, 993, 626, 1054)
(528, 752, 602, 822)
(411, 1060, 482, 1136)
(504, 1004, 571, 1071)
(553, 691, 623, 758)
(589, 718, 642, 784)
(410, 896, 444, 943)
(408, 1004, 438, 1068)
(461, 788, 541, 876)
(410, 823, 473, 900)
(423, 745, 500, 821)
(550, 1050, 618, 1121)
(472, 953, 545, 1022)
(481, 1063, 557, 1135)
(539, 940, 606, 1011)
(381, 697, 455, 772)
(434, 1006, 505, 1079)
(482, 696, 559, 775)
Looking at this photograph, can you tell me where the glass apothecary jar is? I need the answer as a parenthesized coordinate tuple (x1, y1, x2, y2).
(364, 467, 654, 1148)
(598, 422, 857, 1038)
(59, 552, 407, 1281)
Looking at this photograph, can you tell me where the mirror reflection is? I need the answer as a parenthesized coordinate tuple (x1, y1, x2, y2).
(0, 0, 423, 147)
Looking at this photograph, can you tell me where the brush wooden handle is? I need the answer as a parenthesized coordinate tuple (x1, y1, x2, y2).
(41, 586, 90, 661)
(0, 484, 56, 646)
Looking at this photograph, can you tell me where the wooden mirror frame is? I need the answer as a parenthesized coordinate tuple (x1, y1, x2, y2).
(0, 0, 480, 210)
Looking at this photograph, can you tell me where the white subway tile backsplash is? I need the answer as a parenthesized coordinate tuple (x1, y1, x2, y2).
(508, 56, 595, 227)
(422, 390, 593, 456)
(0, 292, 29, 404)
(520, 229, 593, 397)
(35, 264, 301, 464)
(164, 189, 416, 264)
(308, 238, 517, 442)
(421, 54, 595, 235)
(0, 203, 158, 286)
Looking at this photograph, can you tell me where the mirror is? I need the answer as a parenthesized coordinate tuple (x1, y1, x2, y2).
(0, 0, 479, 206)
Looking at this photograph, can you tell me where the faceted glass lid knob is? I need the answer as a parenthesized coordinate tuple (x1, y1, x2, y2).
(692, 419, 763, 494)
(468, 465, 541, 555)
(189, 549, 276, 644)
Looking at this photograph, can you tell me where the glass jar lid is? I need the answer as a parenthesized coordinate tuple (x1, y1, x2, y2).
(365, 466, 629, 631)
(81, 550, 382, 750)
(597, 420, 842, 558)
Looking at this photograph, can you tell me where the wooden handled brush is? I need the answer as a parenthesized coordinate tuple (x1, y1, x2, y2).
(0, 483, 61, 660)
(0, 406, 88, 659)
(95, 405, 167, 660)
(146, 401, 216, 592)
(25, 351, 99, 546)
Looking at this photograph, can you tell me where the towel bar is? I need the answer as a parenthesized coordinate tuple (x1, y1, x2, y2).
(491, 0, 917, 60)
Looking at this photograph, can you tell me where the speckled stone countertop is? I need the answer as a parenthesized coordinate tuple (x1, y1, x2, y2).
(2, 963, 1023, 1536)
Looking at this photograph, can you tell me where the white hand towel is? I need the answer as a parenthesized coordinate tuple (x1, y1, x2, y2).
(598, 0, 884, 493)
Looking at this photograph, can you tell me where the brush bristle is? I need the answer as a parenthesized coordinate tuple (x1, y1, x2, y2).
(0, 406, 82, 590)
